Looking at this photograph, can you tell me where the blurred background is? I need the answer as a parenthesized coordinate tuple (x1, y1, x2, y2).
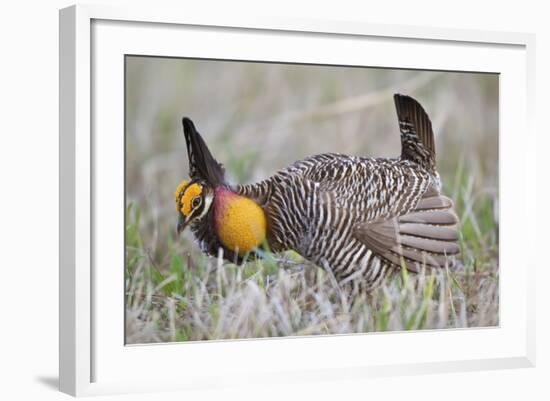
(125, 56, 498, 256)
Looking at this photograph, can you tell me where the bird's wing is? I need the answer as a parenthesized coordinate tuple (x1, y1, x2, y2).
(297, 154, 459, 270)
(352, 186, 459, 271)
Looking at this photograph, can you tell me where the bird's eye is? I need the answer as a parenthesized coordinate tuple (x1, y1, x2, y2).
(192, 196, 201, 208)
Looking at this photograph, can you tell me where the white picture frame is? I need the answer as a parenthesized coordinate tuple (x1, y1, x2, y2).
(59, 4, 536, 397)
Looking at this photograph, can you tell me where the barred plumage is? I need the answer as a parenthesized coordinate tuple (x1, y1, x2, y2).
(175, 94, 459, 291)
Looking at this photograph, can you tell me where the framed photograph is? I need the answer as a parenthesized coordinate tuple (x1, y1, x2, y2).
(59, 4, 536, 396)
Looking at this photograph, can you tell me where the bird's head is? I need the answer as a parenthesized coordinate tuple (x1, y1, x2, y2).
(175, 117, 267, 255)
(174, 179, 214, 234)
(175, 117, 225, 235)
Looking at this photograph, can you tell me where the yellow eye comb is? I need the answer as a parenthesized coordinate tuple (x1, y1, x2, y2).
(174, 180, 188, 211)
(174, 180, 202, 216)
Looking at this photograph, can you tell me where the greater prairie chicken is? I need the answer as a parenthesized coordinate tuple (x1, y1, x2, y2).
(175, 94, 459, 290)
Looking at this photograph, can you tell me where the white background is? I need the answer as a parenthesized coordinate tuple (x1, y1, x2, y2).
(0, 0, 547, 400)
(91, 18, 528, 391)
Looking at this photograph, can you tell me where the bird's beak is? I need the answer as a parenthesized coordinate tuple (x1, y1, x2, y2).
(176, 214, 187, 236)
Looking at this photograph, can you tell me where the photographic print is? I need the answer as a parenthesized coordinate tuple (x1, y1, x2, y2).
(125, 56, 498, 344)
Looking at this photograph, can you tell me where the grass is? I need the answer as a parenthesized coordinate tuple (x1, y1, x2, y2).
(125, 163, 499, 344)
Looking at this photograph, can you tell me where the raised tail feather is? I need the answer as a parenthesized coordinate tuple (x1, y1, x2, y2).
(394, 94, 436, 172)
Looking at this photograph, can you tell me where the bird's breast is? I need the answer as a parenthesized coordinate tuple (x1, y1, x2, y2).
(213, 188, 267, 256)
